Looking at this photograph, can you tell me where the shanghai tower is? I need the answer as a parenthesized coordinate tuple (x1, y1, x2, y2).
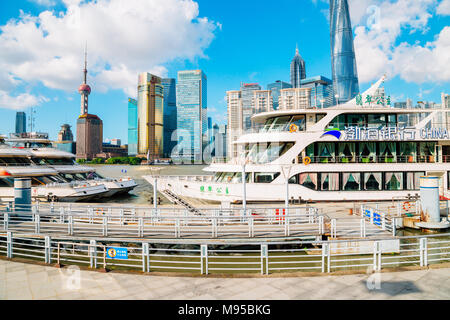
(330, 0, 359, 104)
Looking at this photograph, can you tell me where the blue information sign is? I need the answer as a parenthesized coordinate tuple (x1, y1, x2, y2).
(106, 247, 128, 260)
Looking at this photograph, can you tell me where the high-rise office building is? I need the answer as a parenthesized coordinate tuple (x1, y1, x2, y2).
(214, 124, 227, 160)
(279, 88, 312, 110)
(58, 124, 73, 141)
(226, 90, 242, 159)
(290, 45, 306, 88)
(176, 70, 207, 162)
(161, 78, 177, 158)
(267, 81, 292, 110)
(127, 98, 138, 156)
(241, 83, 261, 131)
(442, 93, 450, 109)
(15, 112, 26, 134)
(330, 0, 359, 104)
(137, 73, 164, 160)
(76, 49, 103, 160)
(300, 76, 334, 108)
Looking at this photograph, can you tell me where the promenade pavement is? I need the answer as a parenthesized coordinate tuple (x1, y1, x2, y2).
(1, 259, 449, 300)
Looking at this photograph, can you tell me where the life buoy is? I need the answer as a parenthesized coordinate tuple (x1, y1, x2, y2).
(289, 124, 299, 133)
(403, 202, 411, 212)
(96, 208, 104, 215)
(303, 156, 312, 166)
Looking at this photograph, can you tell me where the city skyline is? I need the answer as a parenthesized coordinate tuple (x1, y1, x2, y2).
(0, 0, 449, 143)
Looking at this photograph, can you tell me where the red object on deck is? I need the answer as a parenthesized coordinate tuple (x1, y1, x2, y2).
(440, 195, 450, 201)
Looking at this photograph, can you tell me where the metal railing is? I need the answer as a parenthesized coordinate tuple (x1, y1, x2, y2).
(0, 232, 449, 275)
(0, 202, 397, 240)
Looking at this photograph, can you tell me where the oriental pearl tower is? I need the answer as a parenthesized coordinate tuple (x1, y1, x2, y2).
(79, 48, 91, 115)
(76, 47, 103, 160)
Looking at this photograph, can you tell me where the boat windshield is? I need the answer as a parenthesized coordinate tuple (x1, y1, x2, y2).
(31, 157, 76, 165)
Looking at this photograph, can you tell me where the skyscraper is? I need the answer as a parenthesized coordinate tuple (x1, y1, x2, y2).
(267, 81, 292, 110)
(15, 112, 26, 134)
(161, 78, 177, 158)
(137, 73, 164, 160)
(279, 88, 312, 110)
(290, 45, 306, 88)
(176, 70, 207, 162)
(76, 48, 103, 160)
(127, 98, 138, 156)
(300, 76, 334, 108)
(330, 0, 359, 104)
(226, 90, 242, 159)
(241, 83, 261, 130)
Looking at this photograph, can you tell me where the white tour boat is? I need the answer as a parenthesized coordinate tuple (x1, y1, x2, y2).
(144, 76, 450, 203)
(0, 137, 108, 202)
(7, 133, 138, 198)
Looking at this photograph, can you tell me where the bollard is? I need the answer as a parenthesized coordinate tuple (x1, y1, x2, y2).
(420, 176, 440, 223)
(14, 178, 31, 213)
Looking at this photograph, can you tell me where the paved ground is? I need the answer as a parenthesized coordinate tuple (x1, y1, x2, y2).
(1, 259, 449, 300)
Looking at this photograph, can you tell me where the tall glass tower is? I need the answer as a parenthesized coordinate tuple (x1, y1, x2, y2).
(330, 0, 359, 104)
(161, 78, 177, 158)
(290, 45, 306, 88)
(176, 70, 207, 162)
(15, 112, 26, 134)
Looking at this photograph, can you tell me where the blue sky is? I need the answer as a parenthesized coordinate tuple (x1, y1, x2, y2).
(0, 0, 449, 142)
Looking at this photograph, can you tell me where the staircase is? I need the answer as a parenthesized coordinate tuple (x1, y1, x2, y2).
(162, 189, 202, 215)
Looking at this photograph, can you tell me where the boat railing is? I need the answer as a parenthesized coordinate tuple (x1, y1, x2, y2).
(296, 155, 441, 164)
(152, 175, 215, 182)
(0, 163, 37, 167)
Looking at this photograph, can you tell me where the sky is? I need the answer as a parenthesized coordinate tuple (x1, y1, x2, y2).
(0, 0, 449, 143)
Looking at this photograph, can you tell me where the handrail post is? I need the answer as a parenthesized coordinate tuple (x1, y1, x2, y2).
(90, 240, 97, 268)
(373, 241, 381, 271)
(103, 246, 106, 271)
(319, 216, 324, 235)
(201, 244, 208, 275)
(331, 219, 336, 238)
(59, 207, 64, 223)
(44, 236, 51, 264)
(175, 219, 180, 238)
(261, 244, 268, 275)
(3, 213, 8, 231)
(103, 217, 108, 237)
(420, 238, 428, 267)
(7, 231, 12, 258)
(322, 243, 329, 273)
(57, 242, 60, 267)
(35, 214, 40, 234)
(138, 218, 143, 237)
(249, 216, 254, 238)
(370, 208, 374, 225)
(68, 216, 73, 236)
(142, 243, 149, 272)
(119, 209, 124, 225)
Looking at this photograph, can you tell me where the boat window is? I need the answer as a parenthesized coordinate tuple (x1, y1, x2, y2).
(399, 143, 417, 163)
(262, 118, 275, 132)
(419, 142, 436, 163)
(316, 114, 326, 123)
(299, 173, 318, 190)
(343, 173, 361, 191)
(269, 116, 291, 132)
(327, 114, 346, 130)
(379, 142, 397, 163)
(317, 143, 335, 163)
(385, 172, 403, 191)
(320, 173, 339, 191)
(364, 173, 382, 191)
(0, 178, 13, 187)
(359, 142, 376, 163)
(289, 115, 306, 131)
(347, 114, 367, 127)
(338, 143, 356, 163)
(387, 114, 397, 126)
(254, 172, 280, 183)
(221, 172, 235, 183)
(368, 114, 386, 129)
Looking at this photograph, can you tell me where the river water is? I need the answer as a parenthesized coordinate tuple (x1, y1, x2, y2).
(91, 164, 209, 205)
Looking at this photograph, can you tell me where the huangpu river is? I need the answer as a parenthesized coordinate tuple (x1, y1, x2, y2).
(91, 164, 209, 205)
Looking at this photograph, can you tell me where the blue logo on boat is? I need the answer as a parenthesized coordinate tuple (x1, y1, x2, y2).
(322, 130, 342, 139)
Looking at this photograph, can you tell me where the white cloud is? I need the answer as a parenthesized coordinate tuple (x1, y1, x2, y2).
(0, 0, 218, 109)
(350, 0, 446, 84)
(29, 0, 57, 6)
(437, 0, 450, 15)
(0, 91, 48, 110)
